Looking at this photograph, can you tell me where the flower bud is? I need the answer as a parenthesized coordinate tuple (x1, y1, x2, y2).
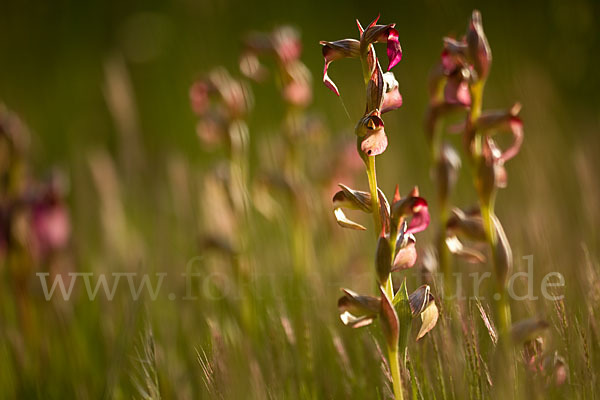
(466, 10, 492, 81)
(375, 231, 392, 284)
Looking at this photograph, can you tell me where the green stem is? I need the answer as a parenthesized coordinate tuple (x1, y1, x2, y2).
(384, 281, 403, 400)
(366, 155, 382, 235)
(437, 201, 452, 295)
(388, 346, 404, 400)
(430, 111, 453, 296)
(469, 81, 512, 334)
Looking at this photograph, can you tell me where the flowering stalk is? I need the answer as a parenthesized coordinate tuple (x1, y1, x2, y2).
(190, 67, 256, 331)
(430, 11, 524, 337)
(241, 26, 317, 276)
(322, 16, 437, 400)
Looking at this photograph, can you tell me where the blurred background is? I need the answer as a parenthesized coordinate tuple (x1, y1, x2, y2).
(0, 0, 599, 398)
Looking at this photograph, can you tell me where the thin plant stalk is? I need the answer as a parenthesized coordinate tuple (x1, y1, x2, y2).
(468, 81, 511, 335)
(360, 51, 404, 400)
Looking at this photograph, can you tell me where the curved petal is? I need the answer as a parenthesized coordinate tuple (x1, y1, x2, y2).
(319, 39, 361, 95)
(500, 117, 523, 162)
(340, 311, 375, 328)
(417, 301, 439, 340)
(334, 208, 367, 231)
(322, 61, 339, 96)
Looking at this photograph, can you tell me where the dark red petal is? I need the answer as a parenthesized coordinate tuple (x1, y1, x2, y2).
(386, 28, 402, 70)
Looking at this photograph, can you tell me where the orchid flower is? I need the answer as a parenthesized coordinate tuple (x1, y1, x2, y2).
(319, 15, 402, 96)
(338, 285, 438, 341)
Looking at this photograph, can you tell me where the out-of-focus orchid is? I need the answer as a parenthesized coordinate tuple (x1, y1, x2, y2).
(190, 68, 254, 149)
(241, 26, 313, 108)
(475, 103, 524, 163)
(190, 68, 253, 120)
(319, 15, 402, 96)
(30, 180, 71, 261)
